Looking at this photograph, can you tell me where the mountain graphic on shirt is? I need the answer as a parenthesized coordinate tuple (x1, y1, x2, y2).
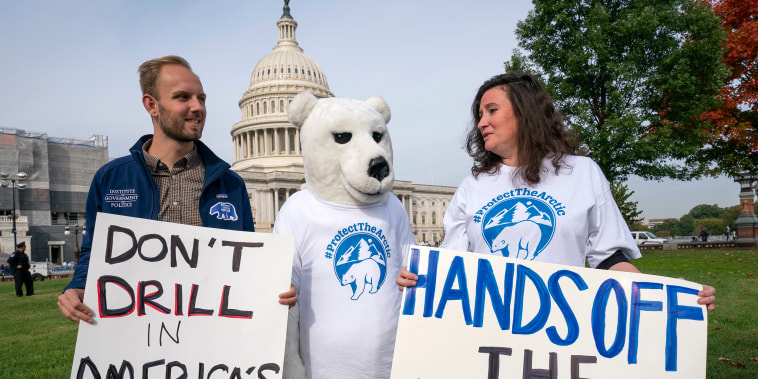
(484, 201, 553, 230)
(335, 237, 386, 267)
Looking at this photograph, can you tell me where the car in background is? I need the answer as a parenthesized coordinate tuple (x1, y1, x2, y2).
(29, 261, 53, 281)
(631, 231, 668, 246)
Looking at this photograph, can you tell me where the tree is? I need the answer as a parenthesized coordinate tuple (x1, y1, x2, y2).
(687, 203, 723, 219)
(610, 182, 643, 229)
(696, 0, 758, 176)
(508, 0, 729, 224)
(650, 203, 749, 237)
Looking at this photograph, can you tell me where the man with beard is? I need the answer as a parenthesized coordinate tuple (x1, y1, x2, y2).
(58, 56, 296, 323)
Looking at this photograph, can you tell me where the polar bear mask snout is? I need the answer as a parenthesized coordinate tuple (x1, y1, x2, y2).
(288, 92, 394, 206)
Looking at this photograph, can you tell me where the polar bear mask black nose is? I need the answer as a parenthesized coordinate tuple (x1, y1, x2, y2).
(368, 157, 389, 181)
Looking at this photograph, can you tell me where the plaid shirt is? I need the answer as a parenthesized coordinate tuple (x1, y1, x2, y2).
(142, 140, 205, 226)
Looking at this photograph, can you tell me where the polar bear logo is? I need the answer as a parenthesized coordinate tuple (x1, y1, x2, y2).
(483, 199, 555, 260)
(491, 221, 543, 259)
(341, 258, 382, 300)
(210, 202, 238, 221)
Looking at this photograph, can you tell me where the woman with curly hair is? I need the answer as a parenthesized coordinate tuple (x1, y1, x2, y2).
(397, 72, 715, 310)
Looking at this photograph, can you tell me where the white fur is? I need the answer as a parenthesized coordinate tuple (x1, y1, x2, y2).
(283, 92, 397, 377)
(288, 91, 394, 206)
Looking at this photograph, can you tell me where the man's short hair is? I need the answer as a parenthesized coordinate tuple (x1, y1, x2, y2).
(138, 55, 192, 99)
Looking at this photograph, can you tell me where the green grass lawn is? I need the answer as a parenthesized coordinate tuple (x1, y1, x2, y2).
(634, 249, 758, 379)
(1, 249, 756, 378)
(0, 278, 78, 378)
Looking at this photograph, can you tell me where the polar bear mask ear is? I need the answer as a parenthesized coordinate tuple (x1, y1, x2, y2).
(366, 96, 391, 124)
(288, 92, 318, 128)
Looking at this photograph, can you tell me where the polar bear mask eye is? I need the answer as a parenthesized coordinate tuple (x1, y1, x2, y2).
(333, 132, 352, 144)
(372, 132, 383, 143)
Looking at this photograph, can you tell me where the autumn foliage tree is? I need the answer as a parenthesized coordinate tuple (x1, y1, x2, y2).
(697, 0, 758, 176)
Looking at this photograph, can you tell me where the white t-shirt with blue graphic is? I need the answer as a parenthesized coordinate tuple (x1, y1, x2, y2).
(274, 189, 414, 379)
(442, 155, 640, 268)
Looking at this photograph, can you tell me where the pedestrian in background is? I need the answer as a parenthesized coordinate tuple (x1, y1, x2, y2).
(6, 241, 34, 297)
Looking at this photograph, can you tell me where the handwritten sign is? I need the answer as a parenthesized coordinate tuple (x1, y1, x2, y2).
(391, 246, 707, 379)
(70, 213, 294, 379)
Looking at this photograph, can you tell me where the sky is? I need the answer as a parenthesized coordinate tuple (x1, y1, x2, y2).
(0, 0, 743, 221)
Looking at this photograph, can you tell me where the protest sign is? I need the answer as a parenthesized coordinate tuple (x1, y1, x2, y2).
(70, 213, 294, 379)
(391, 246, 707, 379)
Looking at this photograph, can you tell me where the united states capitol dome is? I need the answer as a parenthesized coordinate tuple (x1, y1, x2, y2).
(231, 1, 333, 173)
(247, 16, 331, 95)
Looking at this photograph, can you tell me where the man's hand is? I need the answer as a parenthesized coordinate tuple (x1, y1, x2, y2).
(279, 284, 297, 308)
(58, 288, 94, 323)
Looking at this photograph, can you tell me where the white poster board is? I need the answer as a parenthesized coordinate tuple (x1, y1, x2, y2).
(71, 213, 294, 379)
(391, 246, 708, 379)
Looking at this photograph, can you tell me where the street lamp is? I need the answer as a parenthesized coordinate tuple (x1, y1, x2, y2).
(1, 171, 28, 248)
(64, 223, 85, 264)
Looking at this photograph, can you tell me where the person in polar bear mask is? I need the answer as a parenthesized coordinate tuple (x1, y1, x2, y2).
(275, 92, 414, 379)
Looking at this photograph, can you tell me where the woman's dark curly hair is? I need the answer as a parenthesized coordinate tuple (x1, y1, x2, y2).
(466, 72, 580, 186)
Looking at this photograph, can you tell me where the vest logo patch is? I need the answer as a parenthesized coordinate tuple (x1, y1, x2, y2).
(104, 188, 139, 208)
(209, 202, 238, 221)
(324, 223, 390, 301)
(476, 189, 565, 260)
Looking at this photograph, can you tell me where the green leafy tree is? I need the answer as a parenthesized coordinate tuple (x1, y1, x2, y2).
(507, 0, 729, 224)
(651, 218, 680, 236)
(610, 182, 643, 229)
(651, 204, 746, 237)
(687, 203, 723, 219)
(694, 218, 726, 235)
(720, 204, 740, 225)
(676, 214, 697, 237)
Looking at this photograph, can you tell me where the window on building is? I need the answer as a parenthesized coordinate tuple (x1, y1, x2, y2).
(413, 213, 417, 225)
(432, 212, 436, 225)
(280, 100, 284, 113)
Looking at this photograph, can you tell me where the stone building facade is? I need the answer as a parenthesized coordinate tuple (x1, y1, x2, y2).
(0, 127, 108, 262)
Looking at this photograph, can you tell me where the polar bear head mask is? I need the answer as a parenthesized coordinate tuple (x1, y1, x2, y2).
(288, 91, 394, 206)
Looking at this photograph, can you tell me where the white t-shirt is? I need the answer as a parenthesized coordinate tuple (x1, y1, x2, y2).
(442, 156, 640, 268)
(274, 189, 414, 379)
